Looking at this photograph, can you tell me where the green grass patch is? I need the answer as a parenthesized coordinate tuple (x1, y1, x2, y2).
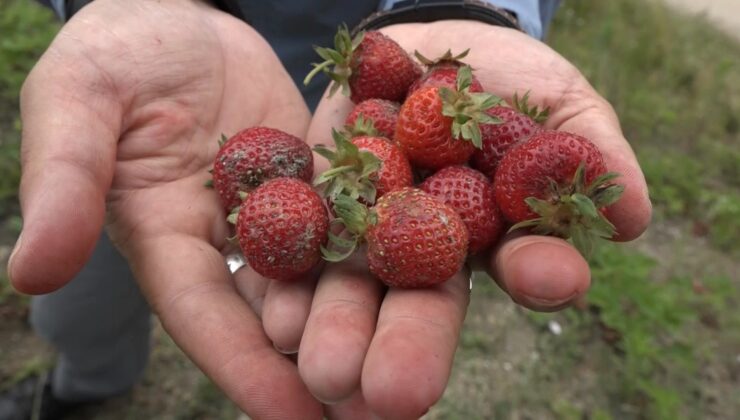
(4, 356, 53, 389)
(0, 1, 58, 206)
(458, 238, 739, 420)
(520, 243, 739, 420)
(0, 1, 58, 103)
(0, 277, 13, 306)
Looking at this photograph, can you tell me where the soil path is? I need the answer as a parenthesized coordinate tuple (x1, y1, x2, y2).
(664, 0, 740, 39)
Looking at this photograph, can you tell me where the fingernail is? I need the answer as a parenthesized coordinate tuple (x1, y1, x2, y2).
(310, 392, 341, 406)
(7, 231, 23, 282)
(273, 342, 299, 355)
(516, 293, 575, 311)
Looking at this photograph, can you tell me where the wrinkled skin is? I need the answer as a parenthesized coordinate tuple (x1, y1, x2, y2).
(8, 0, 651, 417)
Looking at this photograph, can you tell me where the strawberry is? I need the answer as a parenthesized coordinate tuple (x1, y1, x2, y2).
(210, 127, 312, 211)
(327, 189, 469, 288)
(345, 99, 400, 140)
(494, 130, 624, 255)
(408, 50, 484, 94)
(420, 166, 504, 254)
(236, 178, 329, 281)
(314, 121, 412, 204)
(304, 26, 421, 103)
(471, 92, 549, 177)
(351, 136, 413, 199)
(395, 66, 502, 170)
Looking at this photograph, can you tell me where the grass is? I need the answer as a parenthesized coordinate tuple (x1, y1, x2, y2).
(446, 242, 738, 419)
(0, 277, 13, 306)
(5, 356, 54, 389)
(580, 245, 735, 419)
(0, 0, 58, 206)
(0, 1, 57, 103)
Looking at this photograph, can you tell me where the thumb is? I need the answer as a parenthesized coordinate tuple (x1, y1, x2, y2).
(8, 50, 122, 294)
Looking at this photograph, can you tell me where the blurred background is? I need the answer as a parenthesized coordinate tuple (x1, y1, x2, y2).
(0, 0, 738, 419)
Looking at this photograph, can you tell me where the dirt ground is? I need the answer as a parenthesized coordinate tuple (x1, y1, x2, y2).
(663, 0, 740, 39)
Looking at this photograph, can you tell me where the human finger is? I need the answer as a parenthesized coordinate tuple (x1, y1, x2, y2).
(8, 48, 122, 294)
(487, 234, 591, 312)
(128, 234, 323, 419)
(298, 252, 385, 403)
(324, 388, 373, 420)
(261, 265, 322, 353)
(361, 269, 470, 419)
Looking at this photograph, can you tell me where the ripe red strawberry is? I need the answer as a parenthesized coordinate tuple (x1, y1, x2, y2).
(210, 127, 312, 211)
(494, 130, 624, 255)
(236, 178, 329, 281)
(304, 26, 421, 103)
(420, 166, 504, 254)
(345, 99, 400, 140)
(327, 189, 469, 288)
(368, 188, 468, 287)
(314, 123, 412, 204)
(472, 92, 549, 177)
(352, 136, 413, 198)
(408, 50, 484, 94)
(395, 66, 502, 170)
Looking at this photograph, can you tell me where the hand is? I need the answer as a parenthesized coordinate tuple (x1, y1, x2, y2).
(262, 21, 652, 419)
(7, 0, 323, 418)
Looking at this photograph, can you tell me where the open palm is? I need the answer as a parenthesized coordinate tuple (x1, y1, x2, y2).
(9, 0, 322, 418)
(289, 21, 652, 419)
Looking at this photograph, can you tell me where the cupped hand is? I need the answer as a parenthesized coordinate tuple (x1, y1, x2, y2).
(259, 21, 652, 419)
(8, 0, 323, 418)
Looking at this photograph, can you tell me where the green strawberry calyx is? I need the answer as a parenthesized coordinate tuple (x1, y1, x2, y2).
(512, 91, 550, 124)
(509, 163, 625, 257)
(225, 191, 249, 225)
(439, 65, 504, 148)
(414, 49, 471, 67)
(304, 25, 365, 97)
(313, 127, 382, 205)
(344, 113, 380, 138)
(321, 194, 376, 262)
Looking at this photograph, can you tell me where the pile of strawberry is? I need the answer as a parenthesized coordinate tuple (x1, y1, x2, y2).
(208, 26, 623, 288)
